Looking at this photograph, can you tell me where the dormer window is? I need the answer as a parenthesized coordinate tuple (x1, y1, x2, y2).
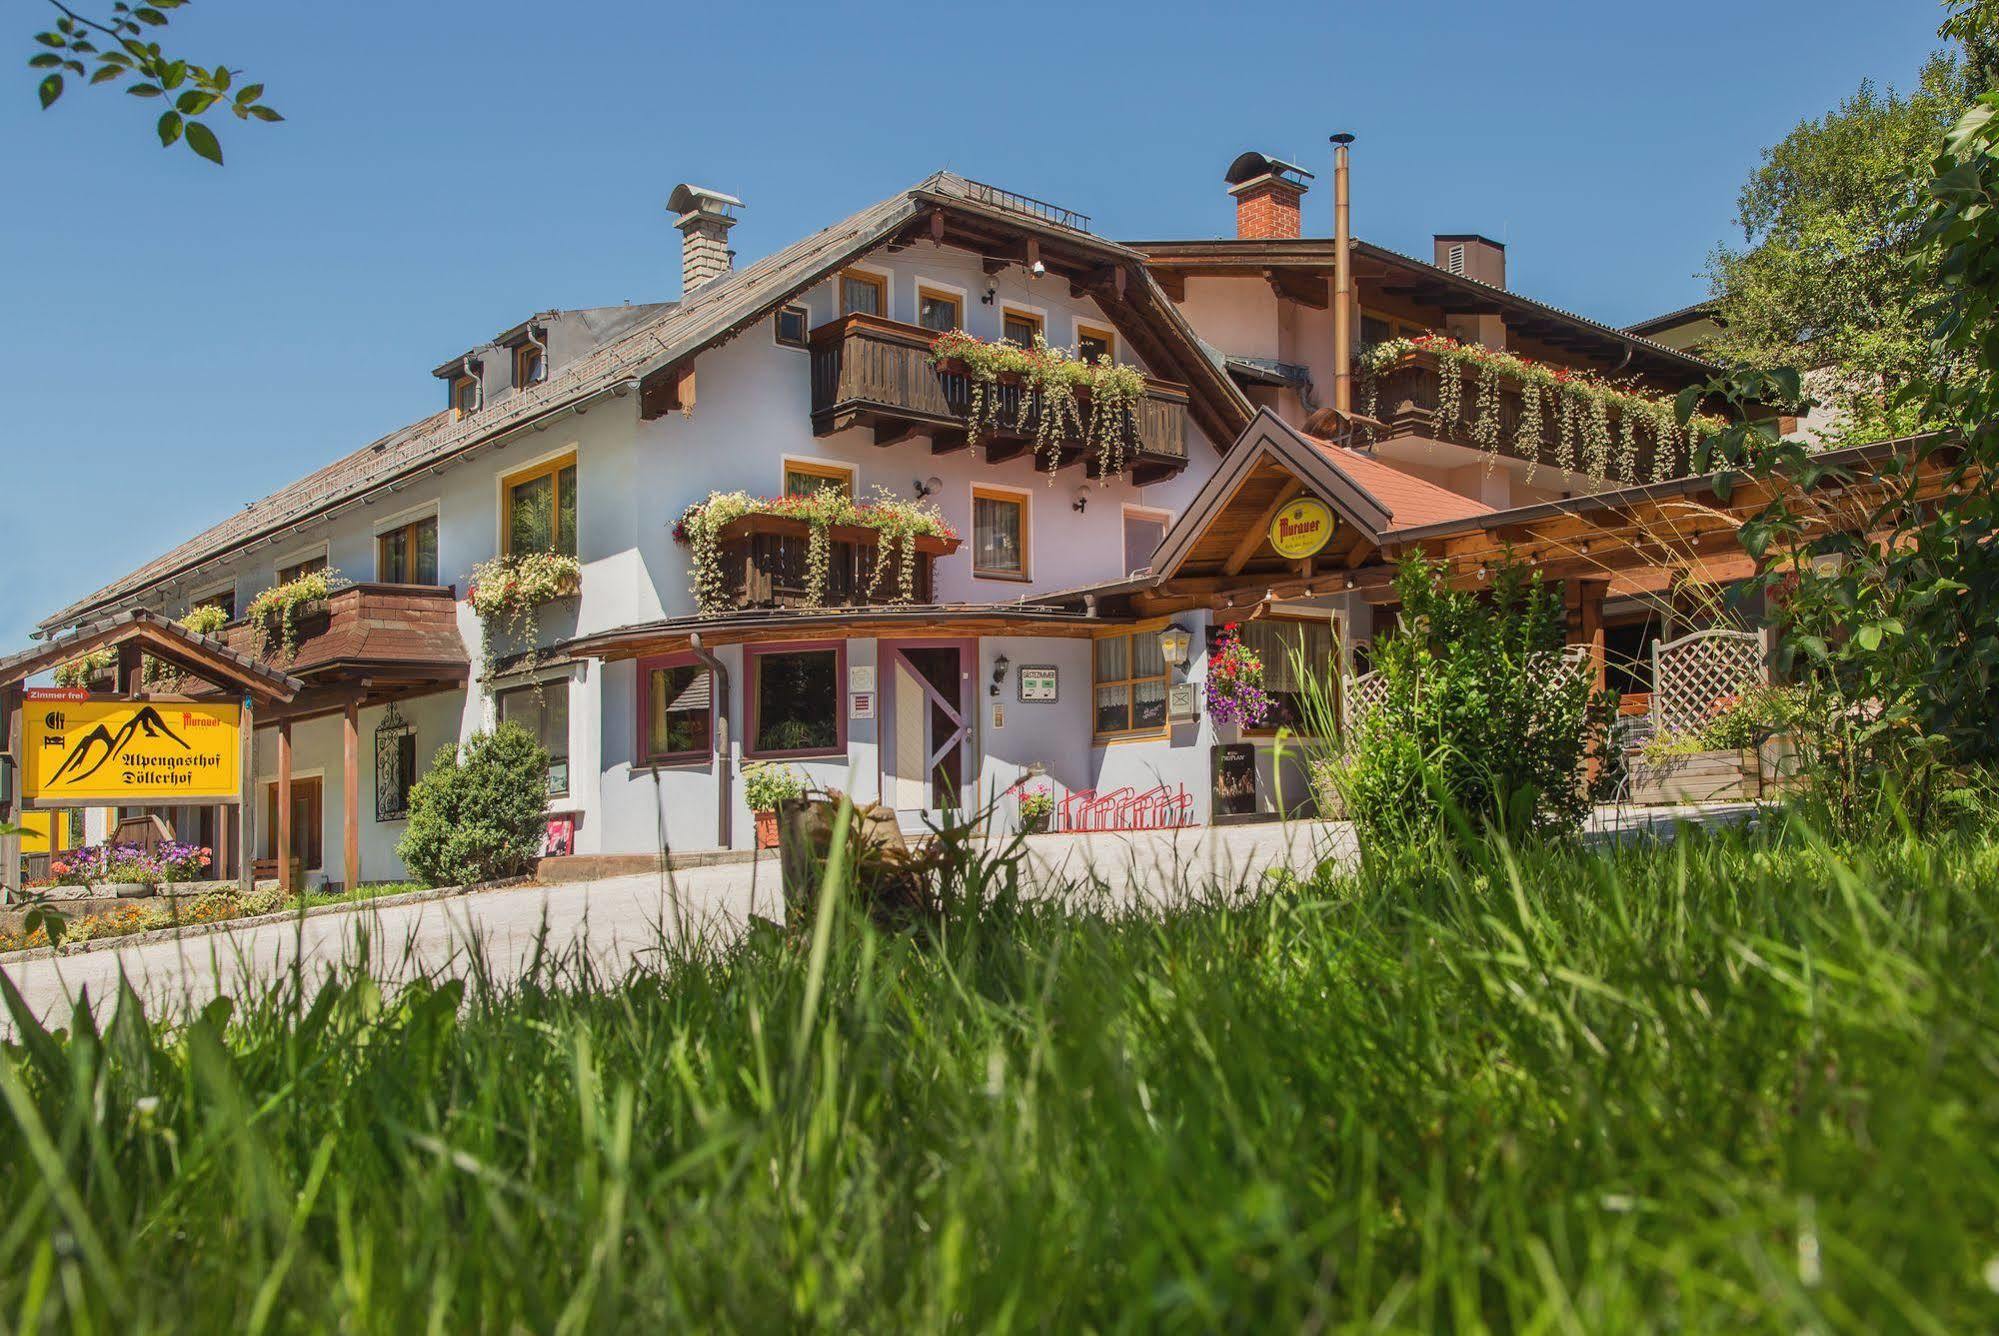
(450, 373, 480, 419)
(513, 340, 545, 389)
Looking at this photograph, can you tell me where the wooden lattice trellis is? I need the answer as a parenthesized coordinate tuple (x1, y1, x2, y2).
(1342, 645, 1591, 743)
(1651, 628, 1768, 740)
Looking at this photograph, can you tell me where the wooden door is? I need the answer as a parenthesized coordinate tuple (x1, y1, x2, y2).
(264, 776, 323, 870)
(883, 642, 974, 821)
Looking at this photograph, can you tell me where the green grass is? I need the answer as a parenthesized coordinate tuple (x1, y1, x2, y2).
(2, 822, 1997, 1329)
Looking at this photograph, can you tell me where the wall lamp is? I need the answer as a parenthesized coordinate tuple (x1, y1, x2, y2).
(1157, 623, 1193, 671)
(990, 652, 1011, 697)
(1072, 485, 1090, 514)
(913, 475, 942, 500)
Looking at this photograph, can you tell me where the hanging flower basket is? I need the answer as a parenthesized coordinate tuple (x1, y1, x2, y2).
(1205, 622, 1272, 729)
(675, 487, 957, 615)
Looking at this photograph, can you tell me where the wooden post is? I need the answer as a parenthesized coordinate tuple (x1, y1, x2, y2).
(1566, 579, 1610, 785)
(115, 641, 143, 695)
(276, 717, 293, 892)
(239, 694, 256, 896)
(342, 699, 361, 893)
(1, 686, 21, 905)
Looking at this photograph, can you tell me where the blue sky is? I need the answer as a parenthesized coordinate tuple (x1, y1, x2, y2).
(0, 0, 1950, 648)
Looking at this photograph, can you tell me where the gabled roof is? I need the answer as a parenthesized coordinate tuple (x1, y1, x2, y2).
(42, 172, 1252, 636)
(0, 608, 302, 701)
(1312, 443, 1493, 531)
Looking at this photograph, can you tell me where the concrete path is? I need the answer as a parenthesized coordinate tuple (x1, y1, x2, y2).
(0, 805, 1748, 1034)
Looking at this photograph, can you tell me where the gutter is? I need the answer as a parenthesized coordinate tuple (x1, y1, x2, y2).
(687, 631, 732, 849)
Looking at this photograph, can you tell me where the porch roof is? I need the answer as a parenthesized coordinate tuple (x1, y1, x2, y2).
(0, 608, 302, 701)
(560, 602, 1117, 661)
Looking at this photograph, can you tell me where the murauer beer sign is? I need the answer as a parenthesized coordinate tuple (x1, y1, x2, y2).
(1268, 497, 1334, 560)
(24, 698, 240, 803)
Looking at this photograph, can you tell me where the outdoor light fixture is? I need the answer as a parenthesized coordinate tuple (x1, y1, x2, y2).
(1072, 485, 1090, 513)
(990, 652, 1011, 697)
(1029, 259, 1047, 277)
(913, 475, 942, 500)
(981, 281, 998, 305)
(1157, 624, 1193, 670)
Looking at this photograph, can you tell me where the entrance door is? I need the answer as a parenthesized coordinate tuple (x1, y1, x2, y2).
(263, 776, 324, 870)
(882, 641, 975, 827)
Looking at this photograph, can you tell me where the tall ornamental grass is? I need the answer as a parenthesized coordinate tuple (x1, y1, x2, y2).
(2, 821, 1997, 1329)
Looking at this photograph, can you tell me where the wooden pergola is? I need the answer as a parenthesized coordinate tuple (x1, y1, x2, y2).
(0, 609, 302, 898)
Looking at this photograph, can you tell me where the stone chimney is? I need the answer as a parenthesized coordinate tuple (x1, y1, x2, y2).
(1224, 151, 1314, 240)
(1433, 233, 1506, 289)
(668, 183, 743, 293)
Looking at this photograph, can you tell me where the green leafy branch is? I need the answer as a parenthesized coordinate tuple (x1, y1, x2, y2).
(28, 0, 281, 164)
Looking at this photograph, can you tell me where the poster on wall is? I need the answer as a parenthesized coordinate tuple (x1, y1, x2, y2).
(1017, 665, 1058, 703)
(23, 697, 242, 804)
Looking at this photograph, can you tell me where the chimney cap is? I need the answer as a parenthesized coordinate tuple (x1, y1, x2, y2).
(668, 182, 744, 219)
(1224, 151, 1314, 189)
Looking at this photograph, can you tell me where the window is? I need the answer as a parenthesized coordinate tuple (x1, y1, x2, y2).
(917, 286, 962, 333)
(1093, 630, 1168, 738)
(450, 374, 480, 418)
(277, 553, 327, 586)
(503, 455, 578, 557)
(1239, 617, 1337, 734)
(1077, 323, 1115, 364)
(497, 679, 570, 796)
(377, 515, 440, 585)
(775, 304, 810, 348)
(193, 589, 235, 621)
(1360, 310, 1425, 348)
(749, 645, 842, 756)
(1002, 308, 1043, 346)
(374, 707, 418, 822)
(513, 341, 545, 389)
(971, 486, 1028, 579)
(839, 269, 886, 317)
(1122, 507, 1169, 575)
(783, 459, 855, 500)
(640, 656, 714, 764)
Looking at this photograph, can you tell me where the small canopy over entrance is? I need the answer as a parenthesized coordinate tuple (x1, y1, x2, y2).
(0, 610, 303, 899)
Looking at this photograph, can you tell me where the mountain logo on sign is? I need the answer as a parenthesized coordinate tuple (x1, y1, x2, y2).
(45, 706, 191, 786)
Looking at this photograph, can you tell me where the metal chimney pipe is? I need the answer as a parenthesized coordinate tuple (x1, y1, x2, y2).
(1331, 133, 1356, 416)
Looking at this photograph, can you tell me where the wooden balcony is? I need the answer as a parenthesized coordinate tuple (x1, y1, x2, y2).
(809, 314, 1191, 484)
(710, 513, 961, 611)
(1364, 348, 1674, 481)
(215, 583, 469, 683)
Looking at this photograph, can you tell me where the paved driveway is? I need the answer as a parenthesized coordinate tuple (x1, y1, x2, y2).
(0, 805, 1748, 1034)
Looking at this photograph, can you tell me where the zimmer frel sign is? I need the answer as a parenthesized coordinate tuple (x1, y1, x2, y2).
(23, 696, 241, 803)
(1268, 497, 1334, 560)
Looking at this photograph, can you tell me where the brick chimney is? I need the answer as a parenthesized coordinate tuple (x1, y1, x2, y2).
(1225, 151, 1314, 240)
(668, 183, 743, 294)
(1433, 233, 1506, 289)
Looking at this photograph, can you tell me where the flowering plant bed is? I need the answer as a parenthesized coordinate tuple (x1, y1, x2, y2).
(1358, 335, 1727, 484)
(467, 551, 583, 685)
(675, 488, 956, 614)
(50, 841, 214, 889)
(246, 566, 348, 661)
(928, 330, 1148, 482)
(1205, 623, 1272, 729)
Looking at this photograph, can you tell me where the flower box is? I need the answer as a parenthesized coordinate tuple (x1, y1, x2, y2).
(713, 512, 962, 557)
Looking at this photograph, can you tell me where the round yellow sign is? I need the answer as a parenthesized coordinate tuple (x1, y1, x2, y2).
(1268, 497, 1335, 560)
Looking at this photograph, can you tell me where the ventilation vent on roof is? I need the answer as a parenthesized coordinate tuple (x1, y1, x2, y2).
(1447, 243, 1466, 276)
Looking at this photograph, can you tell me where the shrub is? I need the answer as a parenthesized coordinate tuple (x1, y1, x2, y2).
(397, 724, 551, 887)
(741, 761, 806, 814)
(1324, 554, 1616, 849)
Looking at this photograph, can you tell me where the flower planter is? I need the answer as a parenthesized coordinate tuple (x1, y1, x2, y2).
(1628, 748, 1760, 805)
(713, 513, 961, 557)
(100, 881, 152, 900)
(1020, 811, 1051, 835)
(754, 810, 781, 851)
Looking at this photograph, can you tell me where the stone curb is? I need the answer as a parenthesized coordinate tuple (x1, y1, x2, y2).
(0, 877, 535, 966)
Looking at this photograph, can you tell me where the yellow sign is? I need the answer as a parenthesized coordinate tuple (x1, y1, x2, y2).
(1269, 497, 1335, 560)
(23, 698, 240, 803)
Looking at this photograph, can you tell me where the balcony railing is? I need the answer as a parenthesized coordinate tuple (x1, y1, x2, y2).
(709, 513, 961, 611)
(1364, 348, 1674, 482)
(216, 583, 468, 680)
(809, 314, 1190, 482)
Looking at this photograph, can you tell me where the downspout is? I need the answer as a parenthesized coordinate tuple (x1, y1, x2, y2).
(524, 323, 548, 383)
(461, 354, 484, 412)
(688, 632, 732, 849)
(1331, 133, 1356, 416)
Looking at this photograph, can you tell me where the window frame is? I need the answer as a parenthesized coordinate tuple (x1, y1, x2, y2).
(916, 283, 966, 334)
(495, 676, 572, 798)
(1001, 306, 1045, 347)
(774, 303, 811, 349)
(781, 456, 856, 500)
(1092, 622, 1171, 742)
(1075, 320, 1117, 364)
(374, 512, 441, 585)
(744, 640, 847, 761)
(189, 584, 236, 622)
(636, 651, 716, 767)
(1238, 612, 1339, 739)
(512, 340, 545, 389)
(499, 449, 579, 558)
(274, 546, 328, 587)
(1120, 503, 1172, 576)
(450, 373, 480, 418)
(1359, 308, 1427, 347)
(970, 483, 1031, 582)
(837, 267, 889, 318)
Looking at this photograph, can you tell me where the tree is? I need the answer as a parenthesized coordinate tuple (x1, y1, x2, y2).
(27, 0, 280, 165)
(1943, 0, 1999, 92)
(1703, 52, 1971, 444)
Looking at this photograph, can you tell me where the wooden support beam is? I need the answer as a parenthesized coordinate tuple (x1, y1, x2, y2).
(275, 718, 293, 893)
(1, 686, 20, 903)
(1155, 270, 1186, 303)
(930, 430, 970, 455)
(1222, 481, 1306, 576)
(984, 437, 1030, 465)
(342, 700, 360, 894)
(873, 420, 921, 448)
(929, 207, 946, 243)
(238, 693, 255, 896)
